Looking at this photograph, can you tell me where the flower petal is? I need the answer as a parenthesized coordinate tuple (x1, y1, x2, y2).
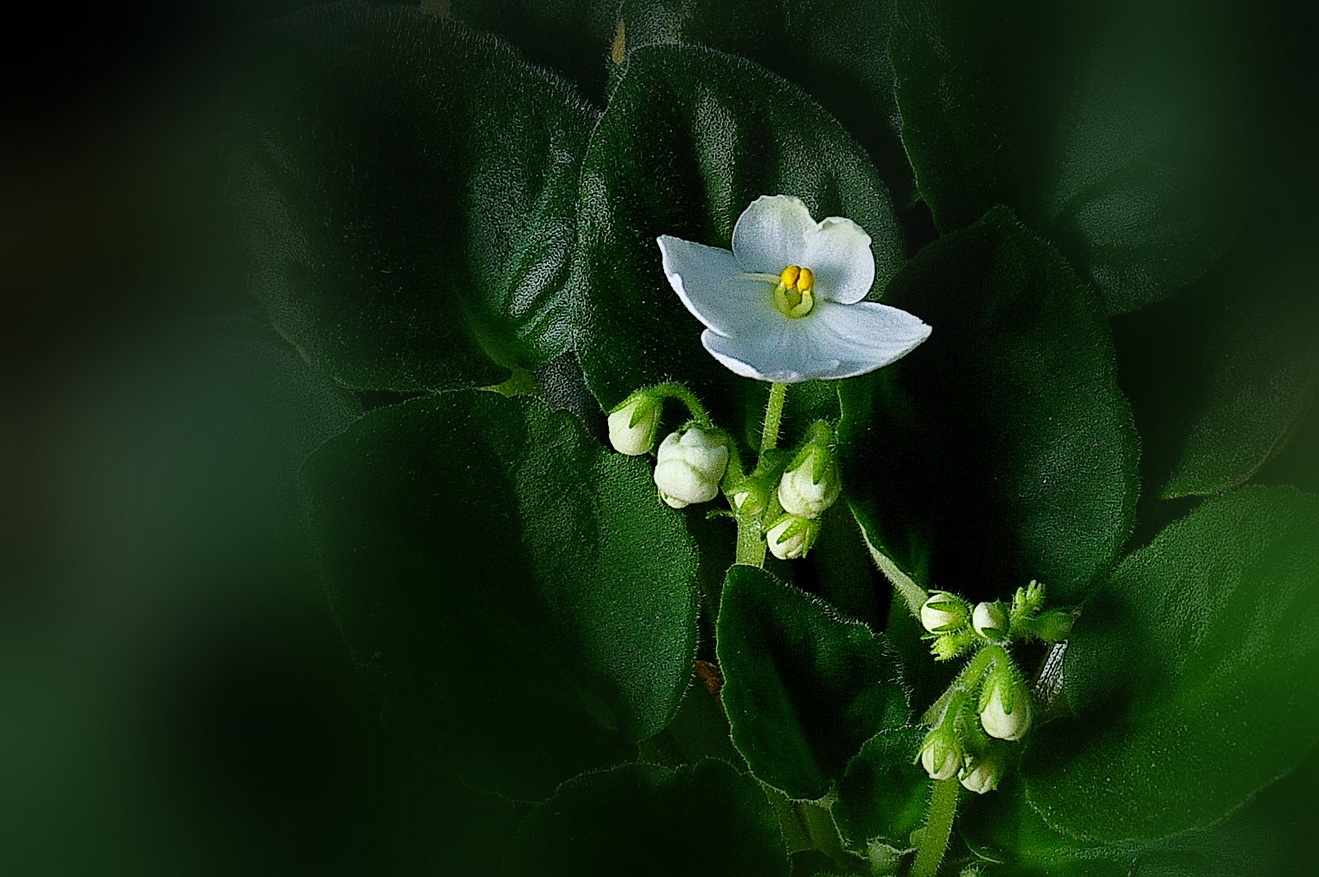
(659, 235, 780, 338)
(809, 300, 932, 378)
(731, 195, 813, 274)
(801, 217, 875, 304)
(701, 327, 841, 384)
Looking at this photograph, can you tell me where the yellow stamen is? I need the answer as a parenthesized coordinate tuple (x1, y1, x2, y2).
(772, 264, 816, 318)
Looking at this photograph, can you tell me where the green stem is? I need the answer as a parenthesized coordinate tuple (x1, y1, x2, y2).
(862, 538, 927, 618)
(911, 777, 960, 877)
(735, 517, 766, 568)
(760, 382, 788, 457)
(649, 381, 713, 428)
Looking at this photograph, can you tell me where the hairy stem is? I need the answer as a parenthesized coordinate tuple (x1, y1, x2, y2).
(760, 382, 788, 457)
(735, 517, 766, 567)
(911, 777, 960, 877)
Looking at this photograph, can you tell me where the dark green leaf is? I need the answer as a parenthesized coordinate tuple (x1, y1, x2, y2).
(833, 727, 927, 851)
(575, 43, 903, 423)
(1162, 258, 1319, 498)
(717, 565, 909, 800)
(509, 759, 790, 876)
(230, 5, 594, 390)
(1023, 487, 1319, 842)
(840, 208, 1137, 603)
(307, 392, 699, 800)
(616, 0, 912, 200)
(892, 0, 1245, 312)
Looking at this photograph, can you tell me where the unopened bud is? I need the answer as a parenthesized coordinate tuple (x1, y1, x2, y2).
(654, 428, 728, 508)
(979, 665, 1032, 741)
(728, 479, 771, 518)
(776, 443, 841, 519)
(607, 391, 663, 456)
(959, 751, 1004, 794)
(921, 591, 969, 634)
(1031, 608, 1075, 643)
(918, 727, 963, 781)
(765, 513, 821, 560)
(972, 601, 1009, 642)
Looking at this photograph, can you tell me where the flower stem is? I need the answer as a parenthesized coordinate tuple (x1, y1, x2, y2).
(648, 381, 713, 428)
(760, 382, 788, 457)
(911, 777, 960, 877)
(735, 517, 765, 568)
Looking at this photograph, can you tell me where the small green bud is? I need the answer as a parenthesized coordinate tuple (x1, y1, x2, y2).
(929, 629, 976, 661)
(607, 391, 662, 456)
(654, 427, 729, 508)
(765, 513, 821, 560)
(918, 726, 963, 780)
(971, 601, 1009, 642)
(921, 591, 969, 634)
(1031, 608, 1075, 643)
(776, 441, 841, 519)
(727, 479, 771, 517)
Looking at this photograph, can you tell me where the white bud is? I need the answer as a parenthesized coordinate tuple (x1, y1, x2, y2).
(979, 675, 1032, 741)
(918, 729, 962, 781)
(653, 428, 728, 508)
(920, 592, 968, 634)
(776, 445, 841, 519)
(959, 754, 1002, 794)
(607, 393, 662, 456)
(972, 601, 1009, 641)
(765, 514, 820, 560)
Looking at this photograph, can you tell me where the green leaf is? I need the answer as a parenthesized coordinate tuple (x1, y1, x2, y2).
(230, 5, 595, 391)
(833, 727, 928, 851)
(616, 0, 913, 200)
(1161, 259, 1319, 498)
(839, 208, 1137, 604)
(575, 43, 903, 422)
(1023, 486, 1319, 843)
(892, 0, 1244, 313)
(448, 0, 618, 97)
(717, 566, 909, 800)
(307, 392, 699, 800)
(509, 759, 790, 876)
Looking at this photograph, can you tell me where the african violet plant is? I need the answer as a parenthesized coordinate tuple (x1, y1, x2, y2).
(225, 1, 1319, 874)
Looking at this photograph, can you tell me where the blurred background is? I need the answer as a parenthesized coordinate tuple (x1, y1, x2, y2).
(4, 1, 1319, 874)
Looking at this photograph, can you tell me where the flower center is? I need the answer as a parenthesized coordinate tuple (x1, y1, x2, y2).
(773, 265, 815, 318)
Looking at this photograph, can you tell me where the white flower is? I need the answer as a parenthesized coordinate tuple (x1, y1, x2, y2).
(607, 392, 662, 456)
(657, 195, 931, 382)
(653, 428, 728, 508)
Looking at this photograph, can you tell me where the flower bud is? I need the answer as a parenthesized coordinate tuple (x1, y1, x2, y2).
(959, 751, 1004, 794)
(653, 427, 729, 508)
(607, 392, 662, 456)
(979, 667, 1032, 741)
(1030, 608, 1075, 643)
(972, 601, 1009, 642)
(918, 727, 963, 781)
(765, 513, 821, 560)
(776, 443, 841, 519)
(728, 479, 771, 518)
(921, 591, 969, 634)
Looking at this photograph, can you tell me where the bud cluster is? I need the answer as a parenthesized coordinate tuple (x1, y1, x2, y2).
(765, 423, 841, 561)
(915, 636, 1040, 794)
(606, 385, 851, 563)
